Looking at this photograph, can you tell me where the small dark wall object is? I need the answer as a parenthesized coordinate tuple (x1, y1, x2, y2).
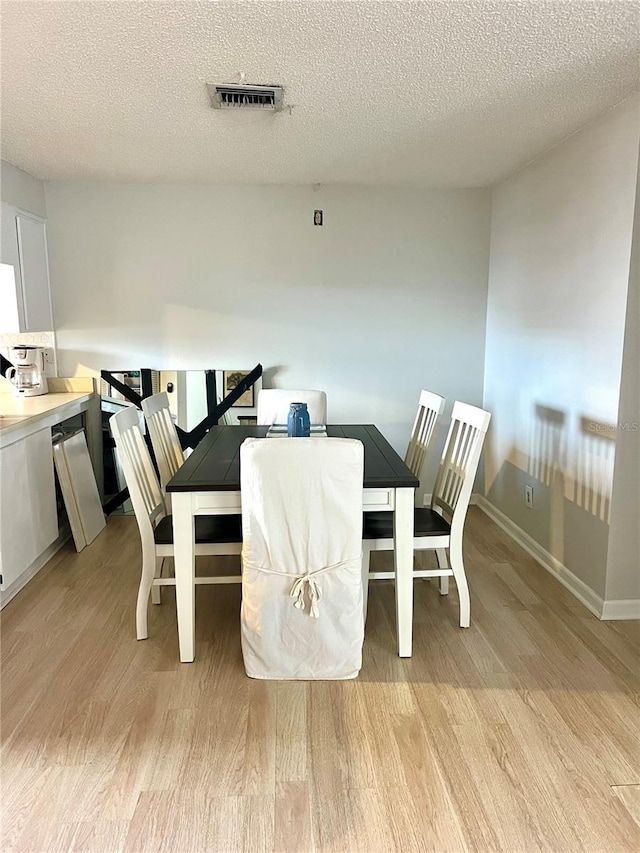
(314, 209, 323, 226)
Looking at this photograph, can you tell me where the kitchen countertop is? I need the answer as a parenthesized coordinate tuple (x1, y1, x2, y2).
(0, 391, 95, 446)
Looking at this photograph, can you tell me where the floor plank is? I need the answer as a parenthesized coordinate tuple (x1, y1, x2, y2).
(2, 510, 639, 852)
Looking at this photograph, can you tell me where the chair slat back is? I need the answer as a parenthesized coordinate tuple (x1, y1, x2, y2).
(110, 406, 166, 527)
(257, 389, 327, 425)
(432, 402, 491, 522)
(404, 389, 446, 479)
(141, 392, 185, 491)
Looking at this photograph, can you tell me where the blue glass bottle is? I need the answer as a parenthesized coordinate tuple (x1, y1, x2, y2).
(287, 402, 311, 437)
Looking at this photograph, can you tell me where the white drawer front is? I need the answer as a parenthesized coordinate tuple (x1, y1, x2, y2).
(194, 491, 242, 514)
(362, 489, 394, 511)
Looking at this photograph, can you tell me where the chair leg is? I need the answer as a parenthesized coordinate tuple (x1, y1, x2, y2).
(449, 539, 470, 628)
(436, 549, 449, 595)
(136, 548, 156, 640)
(361, 549, 371, 622)
(151, 556, 164, 605)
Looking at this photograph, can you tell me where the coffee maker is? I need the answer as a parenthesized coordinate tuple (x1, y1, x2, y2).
(5, 346, 48, 397)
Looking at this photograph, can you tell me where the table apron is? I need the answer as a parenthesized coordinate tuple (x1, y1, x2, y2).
(190, 487, 396, 515)
(193, 491, 242, 514)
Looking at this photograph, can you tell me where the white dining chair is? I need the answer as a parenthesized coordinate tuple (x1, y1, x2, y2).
(256, 389, 327, 425)
(240, 436, 365, 679)
(362, 401, 491, 628)
(404, 389, 446, 479)
(110, 406, 242, 640)
(402, 389, 446, 594)
(141, 392, 185, 503)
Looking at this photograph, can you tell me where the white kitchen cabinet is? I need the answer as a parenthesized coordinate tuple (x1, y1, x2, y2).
(0, 426, 58, 590)
(0, 203, 53, 332)
(0, 388, 101, 607)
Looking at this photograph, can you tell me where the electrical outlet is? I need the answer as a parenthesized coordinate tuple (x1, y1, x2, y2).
(525, 485, 534, 509)
(41, 347, 57, 378)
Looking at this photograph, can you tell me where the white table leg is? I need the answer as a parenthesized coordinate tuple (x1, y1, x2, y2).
(394, 487, 414, 657)
(172, 491, 196, 662)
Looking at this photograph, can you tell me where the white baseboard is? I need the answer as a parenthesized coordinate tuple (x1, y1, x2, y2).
(0, 531, 70, 609)
(477, 498, 640, 621)
(476, 496, 605, 619)
(600, 599, 640, 620)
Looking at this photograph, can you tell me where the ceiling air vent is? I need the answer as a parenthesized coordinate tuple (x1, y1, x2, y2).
(207, 82, 284, 111)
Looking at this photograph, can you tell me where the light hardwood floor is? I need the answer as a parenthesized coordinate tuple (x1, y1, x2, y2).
(1, 508, 639, 852)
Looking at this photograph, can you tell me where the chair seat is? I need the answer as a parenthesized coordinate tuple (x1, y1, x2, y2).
(154, 513, 243, 545)
(362, 507, 451, 540)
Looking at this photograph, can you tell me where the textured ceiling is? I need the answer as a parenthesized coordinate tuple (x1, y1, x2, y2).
(1, 1, 639, 186)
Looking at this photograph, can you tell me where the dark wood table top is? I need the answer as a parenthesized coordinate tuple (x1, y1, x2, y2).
(166, 424, 419, 492)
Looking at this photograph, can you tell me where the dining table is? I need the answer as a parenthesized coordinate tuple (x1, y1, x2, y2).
(166, 424, 419, 662)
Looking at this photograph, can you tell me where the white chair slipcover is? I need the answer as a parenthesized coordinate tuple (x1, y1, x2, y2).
(256, 389, 327, 426)
(240, 437, 364, 680)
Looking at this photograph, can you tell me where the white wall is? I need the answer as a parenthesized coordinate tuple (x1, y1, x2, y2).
(483, 96, 640, 600)
(606, 154, 640, 606)
(1, 160, 46, 217)
(44, 183, 491, 474)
